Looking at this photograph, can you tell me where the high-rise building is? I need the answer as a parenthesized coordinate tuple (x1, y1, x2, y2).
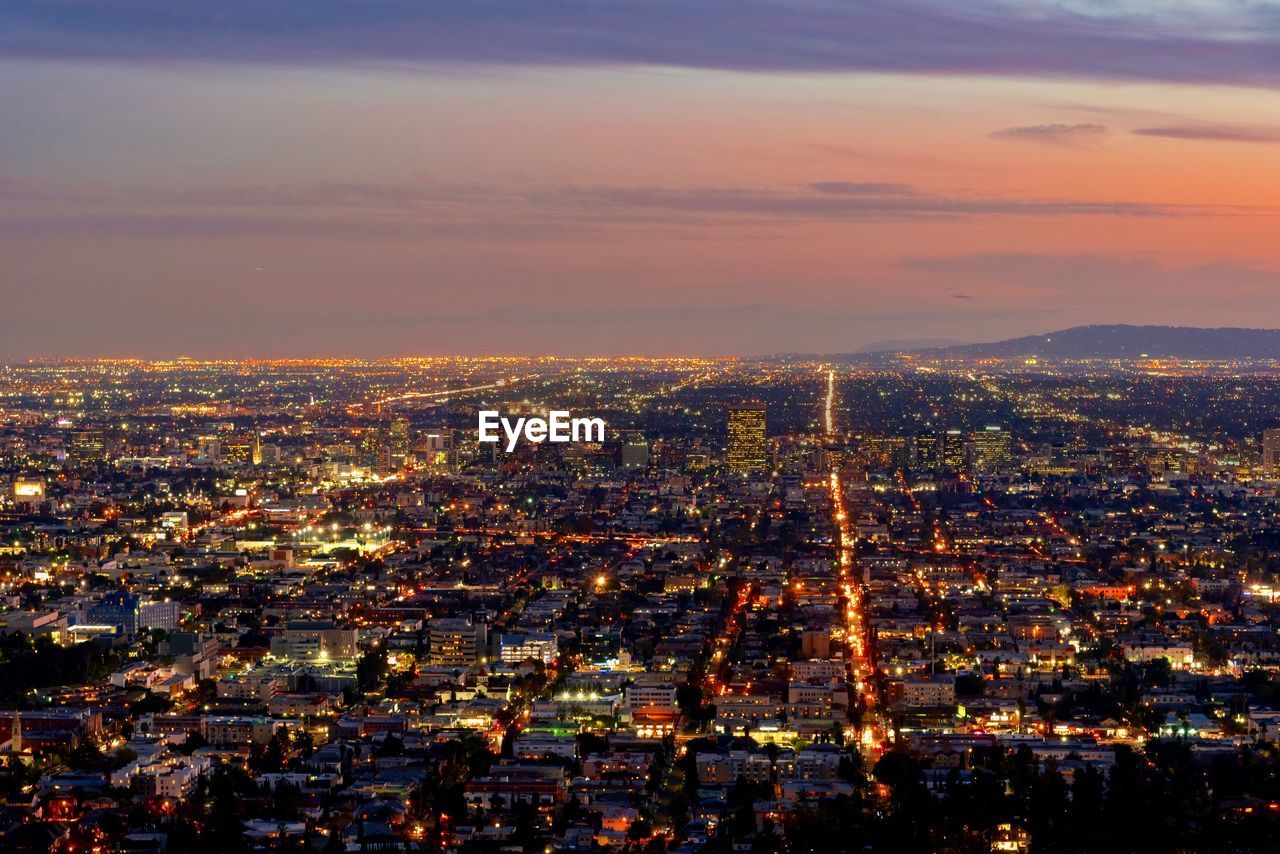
(222, 436, 256, 465)
(913, 432, 940, 472)
(197, 437, 221, 463)
(726, 404, 767, 474)
(941, 429, 966, 471)
(861, 436, 908, 470)
(1110, 444, 1136, 474)
(971, 426, 1012, 471)
(416, 430, 457, 470)
(390, 418, 411, 456)
(1264, 428, 1280, 473)
(69, 429, 106, 462)
(620, 431, 649, 469)
(360, 430, 384, 470)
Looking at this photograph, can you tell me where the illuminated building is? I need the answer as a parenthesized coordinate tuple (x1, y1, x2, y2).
(971, 425, 1011, 471)
(359, 430, 382, 469)
(428, 617, 487, 666)
(86, 591, 143, 636)
(11, 479, 45, 510)
(726, 404, 767, 474)
(413, 429, 457, 470)
(620, 431, 649, 469)
(139, 600, 181, 632)
(941, 429, 966, 471)
(269, 621, 359, 661)
(69, 429, 106, 462)
(390, 417, 411, 456)
(497, 632, 558, 664)
(913, 432, 940, 472)
(624, 679, 678, 715)
(1263, 428, 1280, 473)
(197, 437, 221, 463)
(1110, 444, 1136, 474)
(861, 435, 908, 470)
(222, 436, 256, 465)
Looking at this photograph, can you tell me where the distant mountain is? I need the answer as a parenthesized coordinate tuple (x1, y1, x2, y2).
(854, 337, 966, 354)
(847, 325, 1280, 361)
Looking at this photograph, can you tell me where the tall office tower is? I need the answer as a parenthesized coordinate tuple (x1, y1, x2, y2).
(971, 425, 1012, 471)
(390, 418, 411, 456)
(359, 430, 383, 470)
(862, 436, 908, 470)
(913, 432, 940, 472)
(69, 429, 106, 462)
(620, 431, 650, 469)
(222, 435, 256, 465)
(1109, 444, 1136, 475)
(251, 432, 263, 466)
(726, 404, 768, 474)
(1263, 428, 1280, 473)
(941, 429, 967, 471)
(417, 429, 457, 470)
(197, 437, 222, 463)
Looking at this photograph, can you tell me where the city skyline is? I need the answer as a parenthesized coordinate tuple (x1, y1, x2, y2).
(5, 6, 1280, 846)
(4, 2, 1280, 357)
(5, 357, 1280, 850)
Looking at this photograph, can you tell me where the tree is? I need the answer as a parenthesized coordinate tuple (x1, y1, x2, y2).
(676, 682, 704, 718)
(356, 648, 388, 693)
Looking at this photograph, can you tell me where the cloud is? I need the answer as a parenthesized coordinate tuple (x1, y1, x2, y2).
(0, 175, 1253, 243)
(0, 212, 579, 242)
(809, 182, 919, 196)
(155, 180, 499, 210)
(990, 123, 1108, 144)
(3, 1, 1280, 86)
(1131, 123, 1280, 143)
(532, 183, 1212, 221)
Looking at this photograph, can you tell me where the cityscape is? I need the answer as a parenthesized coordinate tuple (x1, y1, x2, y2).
(6, 1, 1280, 851)
(3, 353, 1280, 850)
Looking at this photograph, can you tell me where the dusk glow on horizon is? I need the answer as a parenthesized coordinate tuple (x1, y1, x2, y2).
(10, 7, 1280, 846)
(3, 1, 1280, 357)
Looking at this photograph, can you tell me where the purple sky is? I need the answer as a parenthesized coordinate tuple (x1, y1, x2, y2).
(3, 1, 1280, 356)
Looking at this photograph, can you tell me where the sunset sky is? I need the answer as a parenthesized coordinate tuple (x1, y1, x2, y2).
(3, 1, 1280, 357)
